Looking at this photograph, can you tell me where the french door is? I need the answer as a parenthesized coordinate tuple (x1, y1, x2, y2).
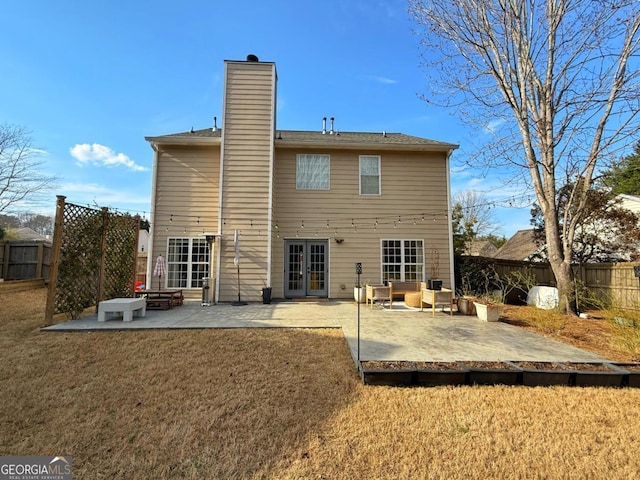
(284, 240, 328, 297)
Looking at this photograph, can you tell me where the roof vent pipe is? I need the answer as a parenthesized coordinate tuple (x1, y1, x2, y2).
(212, 117, 218, 132)
(322, 117, 327, 134)
(330, 117, 335, 135)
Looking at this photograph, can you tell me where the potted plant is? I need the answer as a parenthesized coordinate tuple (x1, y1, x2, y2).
(354, 284, 366, 303)
(457, 296, 477, 315)
(473, 293, 504, 322)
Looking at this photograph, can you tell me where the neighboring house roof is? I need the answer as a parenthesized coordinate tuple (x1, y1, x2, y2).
(146, 128, 458, 152)
(13, 227, 50, 242)
(493, 229, 539, 261)
(617, 194, 640, 214)
(464, 240, 498, 257)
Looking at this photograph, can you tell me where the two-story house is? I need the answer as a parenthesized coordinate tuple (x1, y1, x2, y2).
(145, 55, 458, 302)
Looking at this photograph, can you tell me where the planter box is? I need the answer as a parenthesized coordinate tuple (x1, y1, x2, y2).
(461, 361, 522, 386)
(473, 302, 503, 322)
(457, 297, 477, 316)
(414, 362, 469, 386)
(354, 287, 366, 303)
(611, 363, 640, 387)
(566, 362, 625, 387)
(360, 361, 415, 386)
(511, 361, 574, 387)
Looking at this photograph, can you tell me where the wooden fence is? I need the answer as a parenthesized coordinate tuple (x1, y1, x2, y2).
(0, 241, 52, 281)
(488, 258, 640, 309)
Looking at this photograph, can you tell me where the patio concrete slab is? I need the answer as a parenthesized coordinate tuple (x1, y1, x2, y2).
(43, 300, 608, 363)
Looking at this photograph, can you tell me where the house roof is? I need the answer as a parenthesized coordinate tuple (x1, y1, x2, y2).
(493, 229, 539, 261)
(13, 227, 50, 242)
(617, 194, 640, 214)
(146, 128, 458, 152)
(464, 239, 498, 257)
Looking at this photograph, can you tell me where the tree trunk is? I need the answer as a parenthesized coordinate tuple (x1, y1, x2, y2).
(548, 259, 574, 314)
(543, 204, 576, 315)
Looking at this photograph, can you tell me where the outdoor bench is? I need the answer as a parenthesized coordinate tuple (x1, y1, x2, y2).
(98, 297, 146, 322)
(389, 282, 426, 308)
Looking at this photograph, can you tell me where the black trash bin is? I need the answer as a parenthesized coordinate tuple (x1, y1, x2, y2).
(262, 287, 272, 304)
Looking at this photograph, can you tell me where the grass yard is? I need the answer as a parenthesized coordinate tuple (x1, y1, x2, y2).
(2, 289, 640, 479)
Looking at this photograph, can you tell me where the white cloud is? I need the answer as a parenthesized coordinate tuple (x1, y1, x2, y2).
(483, 119, 505, 134)
(70, 143, 148, 172)
(368, 75, 398, 85)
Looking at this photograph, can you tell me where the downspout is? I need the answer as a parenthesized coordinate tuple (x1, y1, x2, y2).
(215, 61, 229, 304)
(147, 142, 159, 286)
(445, 148, 456, 294)
(266, 66, 276, 290)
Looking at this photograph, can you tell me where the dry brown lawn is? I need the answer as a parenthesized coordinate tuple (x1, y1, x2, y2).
(2, 289, 640, 479)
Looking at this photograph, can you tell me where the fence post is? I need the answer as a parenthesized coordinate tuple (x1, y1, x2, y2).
(1, 242, 8, 279)
(97, 207, 109, 307)
(131, 216, 141, 296)
(44, 195, 66, 326)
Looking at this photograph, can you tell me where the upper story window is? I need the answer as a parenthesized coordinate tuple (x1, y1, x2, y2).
(296, 154, 330, 190)
(360, 155, 381, 195)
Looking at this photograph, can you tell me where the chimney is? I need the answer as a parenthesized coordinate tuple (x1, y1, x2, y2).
(322, 117, 327, 134)
(212, 117, 218, 132)
(330, 117, 335, 135)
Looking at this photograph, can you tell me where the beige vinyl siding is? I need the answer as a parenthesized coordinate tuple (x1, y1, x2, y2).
(151, 145, 220, 298)
(272, 148, 451, 299)
(218, 61, 276, 302)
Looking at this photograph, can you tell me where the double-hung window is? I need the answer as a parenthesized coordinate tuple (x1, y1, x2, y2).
(166, 237, 210, 289)
(381, 239, 424, 282)
(296, 154, 330, 190)
(360, 155, 381, 195)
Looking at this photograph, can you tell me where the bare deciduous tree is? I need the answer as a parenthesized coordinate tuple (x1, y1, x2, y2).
(410, 0, 640, 313)
(453, 190, 499, 237)
(0, 124, 57, 215)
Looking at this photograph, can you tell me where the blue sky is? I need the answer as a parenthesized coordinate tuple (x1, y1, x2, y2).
(0, 0, 534, 238)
